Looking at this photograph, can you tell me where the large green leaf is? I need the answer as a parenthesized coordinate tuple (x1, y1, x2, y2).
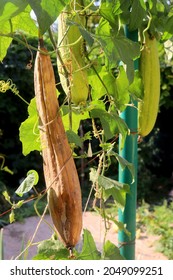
(95, 206, 131, 238)
(96, 18, 140, 83)
(33, 237, 69, 260)
(66, 130, 82, 148)
(90, 108, 129, 144)
(0, 6, 37, 61)
(67, 19, 94, 47)
(112, 66, 129, 111)
(0, 0, 27, 24)
(91, 109, 116, 140)
(26, 0, 70, 34)
(90, 68, 142, 115)
(89, 64, 133, 112)
(108, 151, 135, 183)
(129, 0, 146, 31)
(89, 64, 116, 100)
(11, 5, 38, 36)
(62, 106, 90, 133)
(99, 0, 122, 29)
(77, 229, 101, 260)
(128, 70, 143, 99)
(90, 168, 130, 209)
(20, 99, 88, 155)
(19, 97, 41, 156)
(103, 240, 124, 260)
(0, 21, 12, 61)
(165, 16, 173, 35)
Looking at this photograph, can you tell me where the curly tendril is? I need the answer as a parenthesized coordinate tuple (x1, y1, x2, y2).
(0, 79, 29, 105)
(0, 79, 11, 93)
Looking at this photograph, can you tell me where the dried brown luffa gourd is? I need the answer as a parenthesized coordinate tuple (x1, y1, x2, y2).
(34, 39, 82, 250)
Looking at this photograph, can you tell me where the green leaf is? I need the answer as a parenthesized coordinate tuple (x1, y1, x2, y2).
(111, 35, 140, 83)
(27, 169, 39, 185)
(89, 64, 130, 111)
(147, 0, 155, 10)
(110, 218, 131, 238)
(2, 191, 11, 204)
(90, 168, 130, 209)
(15, 170, 39, 197)
(0, 0, 27, 24)
(67, 19, 94, 47)
(66, 130, 82, 148)
(108, 151, 135, 183)
(14, 200, 25, 209)
(90, 108, 129, 143)
(0, 5, 37, 61)
(91, 109, 115, 140)
(26, 0, 70, 34)
(11, 5, 38, 36)
(96, 207, 131, 238)
(89, 99, 106, 111)
(112, 66, 130, 111)
(9, 210, 15, 223)
(0, 21, 13, 61)
(33, 237, 69, 260)
(96, 18, 140, 83)
(62, 106, 90, 133)
(89, 64, 114, 100)
(129, 0, 146, 31)
(128, 70, 143, 99)
(19, 97, 41, 156)
(78, 229, 101, 260)
(165, 16, 173, 35)
(103, 240, 124, 260)
(79, 27, 94, 47)
(113, 112, 129, 150)
(99, 0, 121, 29)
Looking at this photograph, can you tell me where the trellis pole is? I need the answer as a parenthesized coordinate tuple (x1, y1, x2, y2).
(118, 28, 138, 260)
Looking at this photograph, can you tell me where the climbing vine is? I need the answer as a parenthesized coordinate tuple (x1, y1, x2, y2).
(0, 0, 173, 260)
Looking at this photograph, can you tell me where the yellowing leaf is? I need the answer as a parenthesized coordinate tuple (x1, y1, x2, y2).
(9, 210, 15, 223)
(2, 191, 11, 204)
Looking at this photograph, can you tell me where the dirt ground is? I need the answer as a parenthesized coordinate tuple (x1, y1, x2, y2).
(2, 212, 167, 260)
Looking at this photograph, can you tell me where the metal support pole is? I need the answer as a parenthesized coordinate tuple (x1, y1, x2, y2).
(118, 28, 138, 260)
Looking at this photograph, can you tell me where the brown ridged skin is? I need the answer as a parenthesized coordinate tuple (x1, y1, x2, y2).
(34, 47, 82, 248)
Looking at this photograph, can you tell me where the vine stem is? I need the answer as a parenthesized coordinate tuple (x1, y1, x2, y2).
(83, 152, 104, 213)
(0, 33, 54, 55)
(58, 35, 83, 49)
(0, 33, 38, 52)
(14, 92, 30, 106)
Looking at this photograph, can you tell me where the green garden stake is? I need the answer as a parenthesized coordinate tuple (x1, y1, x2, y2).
(118, 28, 138, 260)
